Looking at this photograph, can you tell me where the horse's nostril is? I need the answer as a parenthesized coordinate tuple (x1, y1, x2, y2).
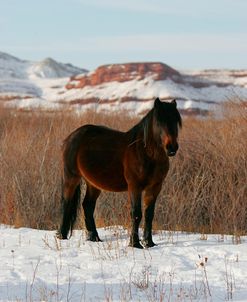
(167, 150, 176, 157)
(166, 143, 178, 157)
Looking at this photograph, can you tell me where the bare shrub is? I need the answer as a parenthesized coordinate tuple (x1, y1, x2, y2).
(0, 101, 246, 236)
(155, 100, 247, 234)
(0, 108, 135, 230)
(0, 110, 67, 228)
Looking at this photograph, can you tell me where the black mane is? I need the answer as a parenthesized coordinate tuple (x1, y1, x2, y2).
(128, 99, 182, 147)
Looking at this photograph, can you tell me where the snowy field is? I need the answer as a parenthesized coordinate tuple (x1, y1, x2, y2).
(0, 225, 247, 301)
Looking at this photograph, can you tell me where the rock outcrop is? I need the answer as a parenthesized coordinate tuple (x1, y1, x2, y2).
(66, 62, 181, 89)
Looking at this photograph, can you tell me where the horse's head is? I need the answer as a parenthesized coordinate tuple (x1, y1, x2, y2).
(153, 98, 182, 157)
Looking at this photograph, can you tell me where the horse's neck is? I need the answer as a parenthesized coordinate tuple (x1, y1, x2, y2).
(127, 110, 152, 142)
(128, 110, 165, 160)
(143, 127, 164, 160)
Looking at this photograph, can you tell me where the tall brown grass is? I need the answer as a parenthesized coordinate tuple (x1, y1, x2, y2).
(0, 101, 246, 235)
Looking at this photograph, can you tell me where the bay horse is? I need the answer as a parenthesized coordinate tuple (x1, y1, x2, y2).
(57, 98, 182, 248)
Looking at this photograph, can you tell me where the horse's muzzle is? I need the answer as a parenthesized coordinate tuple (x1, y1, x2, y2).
(167, 150, 177, 157)
(166, 143, 179, 157)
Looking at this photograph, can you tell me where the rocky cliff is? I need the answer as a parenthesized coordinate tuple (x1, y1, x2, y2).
(66, 62, 181, 89)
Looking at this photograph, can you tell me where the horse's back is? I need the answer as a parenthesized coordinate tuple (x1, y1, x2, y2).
(64, 124, 128, 191)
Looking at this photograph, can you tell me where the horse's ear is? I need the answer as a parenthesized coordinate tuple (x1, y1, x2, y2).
(171, 99, 177, 107)
(154, 97, 161, 107)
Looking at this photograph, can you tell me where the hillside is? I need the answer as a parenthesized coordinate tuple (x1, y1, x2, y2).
(0, 52, 247, 115)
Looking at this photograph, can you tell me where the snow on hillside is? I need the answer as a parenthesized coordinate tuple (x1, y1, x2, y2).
(0, 225, 247, 301)
(0, 52, 87, 80)
(0, 51, 88, 110)
(0, 51, 247, 115)
(53, 75, 247, 114)
(0, 52, 29, 79)
(29, 58, 87, 79)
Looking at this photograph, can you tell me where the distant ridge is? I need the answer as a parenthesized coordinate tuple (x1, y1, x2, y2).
(0, 51, 25, 62)
(0, 51, 88, 79)
(30, 57, 88, 78)
(0, 51, 247, 116)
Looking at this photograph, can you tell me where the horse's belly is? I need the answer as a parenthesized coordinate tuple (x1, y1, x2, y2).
(78, 151, 128, 192)
(75, 125, 128, 192)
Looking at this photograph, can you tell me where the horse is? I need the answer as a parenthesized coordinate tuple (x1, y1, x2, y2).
(57, 97, 182, 248)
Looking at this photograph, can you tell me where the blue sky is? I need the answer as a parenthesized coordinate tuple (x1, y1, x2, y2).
(1, 0, 247, 70)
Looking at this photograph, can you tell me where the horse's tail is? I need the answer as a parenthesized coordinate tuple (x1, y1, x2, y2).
(58, 126, 85, 239)
(58, 181, 81, 239)
(62, 130, 81, 179)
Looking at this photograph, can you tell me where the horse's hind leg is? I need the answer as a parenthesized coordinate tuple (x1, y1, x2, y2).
(58, 176, 81, 239)
(82, 183, 101, 241)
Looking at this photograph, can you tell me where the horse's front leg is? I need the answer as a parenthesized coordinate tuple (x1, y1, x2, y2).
(142, 184, 162, 248)
(128, 189, 143, 249)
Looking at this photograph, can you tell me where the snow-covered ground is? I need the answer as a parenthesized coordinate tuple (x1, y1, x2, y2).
(1, 225, 247, 301)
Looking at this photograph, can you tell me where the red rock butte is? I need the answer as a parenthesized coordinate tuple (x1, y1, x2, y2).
(66, 62, 181, 89)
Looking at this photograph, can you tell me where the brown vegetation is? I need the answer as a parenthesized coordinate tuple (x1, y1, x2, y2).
(0, 101, 246, 236)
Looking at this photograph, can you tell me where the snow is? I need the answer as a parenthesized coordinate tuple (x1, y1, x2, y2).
(0, 53, 29, 79)
(29, 58, 87, 79)
(50, 76, 247, 115)
(1, 225, 247, 301)
(1, 51, 247, 115)
(3, 72, 247, 114)
(0, 51, 88, 110)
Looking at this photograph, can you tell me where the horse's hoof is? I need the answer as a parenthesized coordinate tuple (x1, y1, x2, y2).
(128, 241, 143, 249)
(141, 240, 157, 248)
(56, 231, 67, 240)
(87, 237, 102, 242)
(86, 232, 102, 242)
(94, 237, 102, 242)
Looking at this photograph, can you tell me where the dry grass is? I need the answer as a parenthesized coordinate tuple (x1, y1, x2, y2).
(0, 101, 246, 235)
(157, 101, 247, 234)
